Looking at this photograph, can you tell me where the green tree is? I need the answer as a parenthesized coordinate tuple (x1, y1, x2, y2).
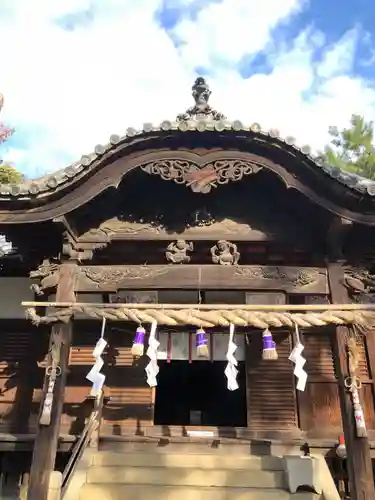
(0, 163, 24, 184)
(0, 93, 23, 184)
(323, 114, 375, 180)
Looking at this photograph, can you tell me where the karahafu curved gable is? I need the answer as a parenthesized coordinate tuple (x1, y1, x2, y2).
(1, 78, 375, 226)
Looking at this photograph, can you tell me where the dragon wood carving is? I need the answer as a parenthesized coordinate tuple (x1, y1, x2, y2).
(140, 159, 263, 194)
(80, 218, 161, 242)
(234, 266, 322, 287)
(30, 260, 61, 295)
(79, 266, 169, 287)
(344, 267, 375, 295)
(79, 216, 265, 243)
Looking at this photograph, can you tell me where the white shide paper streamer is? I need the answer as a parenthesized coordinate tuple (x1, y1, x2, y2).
(289, 324, 308, 392)
(224, 323, 239, 391)
(145, 321, 160, 387)
(86, 317, 107, 396)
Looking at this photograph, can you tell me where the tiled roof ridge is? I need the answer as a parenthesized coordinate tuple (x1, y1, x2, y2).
(1, 78, 375, 199)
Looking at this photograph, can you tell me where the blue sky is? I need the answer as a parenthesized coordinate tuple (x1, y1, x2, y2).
(1, 0, 375, 178)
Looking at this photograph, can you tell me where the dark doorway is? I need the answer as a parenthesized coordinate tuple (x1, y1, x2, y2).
(154, 361, 247, 427)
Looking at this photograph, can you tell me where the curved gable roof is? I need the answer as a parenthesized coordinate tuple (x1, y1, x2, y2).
(1, 78, 375, 226)
(3, 119, 375, 199)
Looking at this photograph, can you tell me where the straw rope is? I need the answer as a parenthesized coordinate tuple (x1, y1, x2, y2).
(25, 306, 375, 330)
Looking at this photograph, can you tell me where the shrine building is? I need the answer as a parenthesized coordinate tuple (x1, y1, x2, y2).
(0, 77, 374, 500)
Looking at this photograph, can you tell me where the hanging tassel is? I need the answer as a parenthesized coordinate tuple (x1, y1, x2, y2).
(262, 329, 278, 360)
(196, 328, 209, 359)
(131, 325, 145, 357)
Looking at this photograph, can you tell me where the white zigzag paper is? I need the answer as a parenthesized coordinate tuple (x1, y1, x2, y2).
(86, 322, 107, 397)
(225, 324, 239, 391)
(145, 321, 160, 387)
(289, 341, 308, 392)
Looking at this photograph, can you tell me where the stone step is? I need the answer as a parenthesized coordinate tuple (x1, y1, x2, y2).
(86, 465, 285, 488)
(80, 483, 319, 500)
(99, 439, 273, 456)
(92, 451, 283, 470)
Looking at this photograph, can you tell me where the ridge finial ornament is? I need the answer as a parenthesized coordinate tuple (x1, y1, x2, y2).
(177, 77, 226, 122)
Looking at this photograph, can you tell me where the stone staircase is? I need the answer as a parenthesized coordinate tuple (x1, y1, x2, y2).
(77, 449, 322, 500)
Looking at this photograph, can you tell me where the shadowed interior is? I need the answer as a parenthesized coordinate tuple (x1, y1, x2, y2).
(154, 360, 247, 427)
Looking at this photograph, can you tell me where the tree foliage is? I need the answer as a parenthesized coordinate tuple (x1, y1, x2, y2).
(0, 163, 24, 184)
(323, 114, 375, 180)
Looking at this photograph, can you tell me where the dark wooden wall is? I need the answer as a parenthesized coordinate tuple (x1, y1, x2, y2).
(0, 322, 48, 434)
(246, 328, 375, 439)
(299, 330, 375, 436)
(246, 331, 298, 435)
(60, 322, 153, 436)
(1, 320, 374, 441)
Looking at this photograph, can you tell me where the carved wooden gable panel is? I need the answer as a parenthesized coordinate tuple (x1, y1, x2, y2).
(140, 158, 263, 194)
(70, 161, 326, 255)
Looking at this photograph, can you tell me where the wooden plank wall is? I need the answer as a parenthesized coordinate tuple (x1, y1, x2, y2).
(246, 328, 375, 438)
(298, 329, 375, 436)
(0, 321, 152, 436)
(0, 322, 49, 434)
(0, 321, 374, 440)
(67, 323, 152, 436)
(246, 331, 298, 433)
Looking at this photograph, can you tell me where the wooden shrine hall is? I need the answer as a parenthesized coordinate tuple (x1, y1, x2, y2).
(0, 77, 375, 499)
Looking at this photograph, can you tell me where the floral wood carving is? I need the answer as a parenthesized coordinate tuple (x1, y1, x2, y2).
(140, 159, 262, 193)
(30, 259, 60, 295)
(235, 266, 321, 287)
(80, 266, 169, 286)
(211, 240, 240, 266)
(166, 240, 193, 264)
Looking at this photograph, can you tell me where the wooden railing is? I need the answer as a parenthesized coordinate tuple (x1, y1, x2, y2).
(60, 390, 104, 499)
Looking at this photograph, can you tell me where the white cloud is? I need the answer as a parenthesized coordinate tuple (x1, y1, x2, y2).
(173, 0, 306, 67)
(317, 28, 358, 79)
(0, 0, 375, 177)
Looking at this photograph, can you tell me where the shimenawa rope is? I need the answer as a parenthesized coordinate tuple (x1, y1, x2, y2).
(25, 305, 375, 330)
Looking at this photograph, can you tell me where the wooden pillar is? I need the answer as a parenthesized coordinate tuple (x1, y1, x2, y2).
(327, 218, 375, 500)
(27, 263, 76, 500)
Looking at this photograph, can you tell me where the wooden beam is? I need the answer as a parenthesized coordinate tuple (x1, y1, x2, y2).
(22, 301, 375, 311)
(26, 263, 77, 500)
(73, 264, 329, 293)
(76, 225, 285, 242)
(327, 218, 375, 500)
